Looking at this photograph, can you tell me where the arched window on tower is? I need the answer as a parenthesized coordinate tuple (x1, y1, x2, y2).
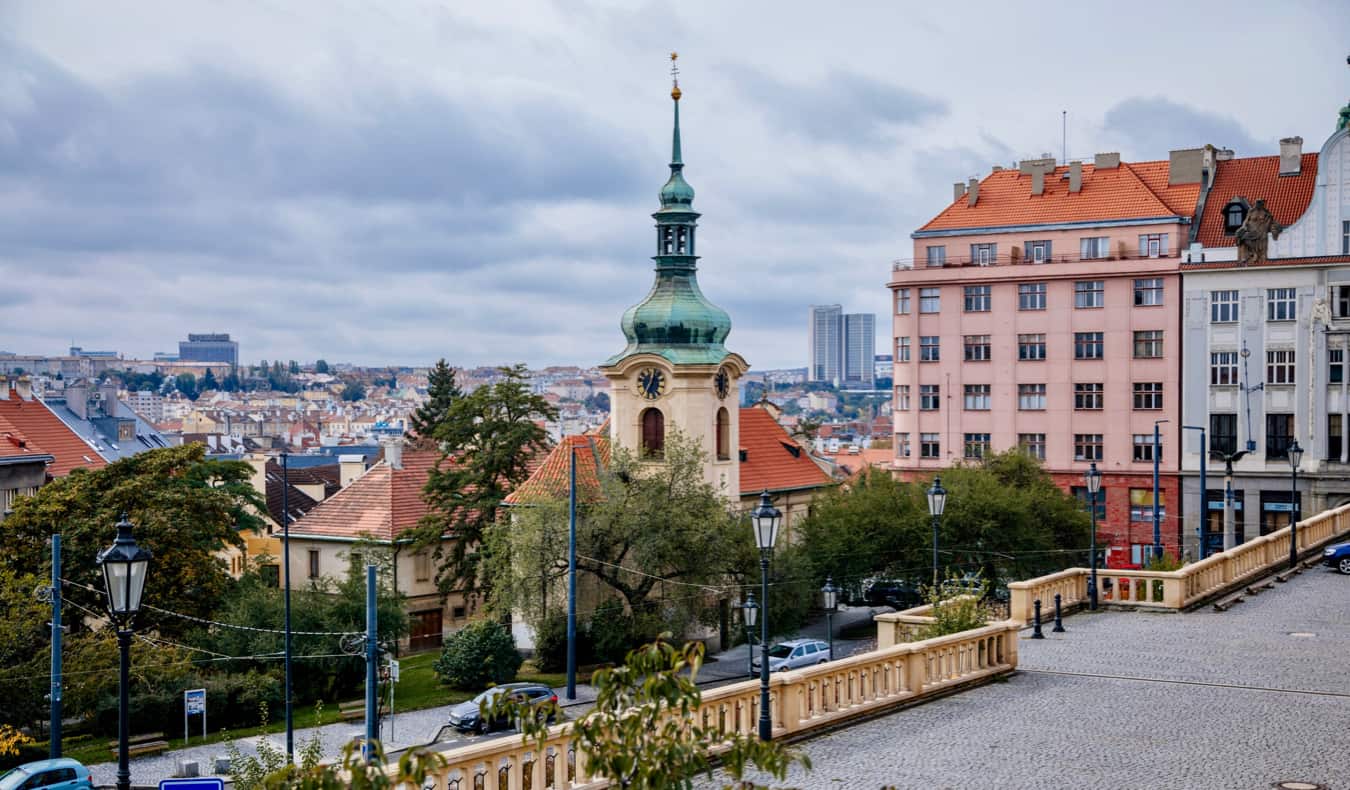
(676, 227, 688, 254)
(641, 408, 665, 458)
(716, 407, 730, 461)
(662, 226, 674, 255)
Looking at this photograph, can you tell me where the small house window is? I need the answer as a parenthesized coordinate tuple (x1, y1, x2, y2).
(715, 407, 730, 461)
(641, 408, 665, 457)
(1223, 201, 1247, 235)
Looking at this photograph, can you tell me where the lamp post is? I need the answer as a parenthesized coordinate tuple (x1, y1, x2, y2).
(1219, 450, 1249, 552)
(97, 516, 151, 790)
(1288, 440, 1303, 569)
(1151, 419, 1168, 563)
(1085, 463, 1102, 611)
(750, 490, 781, 742)
(927, 476, 947, 587)
(741, 593, 758, 678)
(821, 577, 838, 661)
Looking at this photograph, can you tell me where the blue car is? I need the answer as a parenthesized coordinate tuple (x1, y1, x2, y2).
(0, 759, 92, 790)
(1323, 542, 1350, 575)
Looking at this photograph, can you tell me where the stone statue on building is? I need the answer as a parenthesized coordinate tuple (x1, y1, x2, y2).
(1235, 199, 1283, 264)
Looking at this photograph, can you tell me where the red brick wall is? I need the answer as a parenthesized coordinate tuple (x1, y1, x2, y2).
(1051, 471, 1182, 558)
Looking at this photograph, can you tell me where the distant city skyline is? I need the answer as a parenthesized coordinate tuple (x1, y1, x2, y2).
(3, 2, 1345, 368)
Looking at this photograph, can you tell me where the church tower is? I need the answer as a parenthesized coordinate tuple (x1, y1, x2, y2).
(601, 55, 749, 497)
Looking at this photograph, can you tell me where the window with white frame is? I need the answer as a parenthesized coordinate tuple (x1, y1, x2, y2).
(1074, 434, 1103, 462)
(1210, 351, 1238, 385)
(1266, 349, 1295, 385)
(895, 288, 911, 314)
(1331, 349, 1344, 384)
(964, 334, 991, 361)
(1019, 333, 1047, 360)
(1080, 236, 1110, 259)
(897, 337, 911, 362)
(1074, 332, 1104, 360)
(963, 284, 991, 312)
(920, 335, 940, 362)
(920, 385, 941, 411)
(1133, 382, 1163, 410)
(1019, 433, 1046, 460)
(1018, 282, 1047, 310)
(1133, 330, 1163, 359)
(1335, 285, 1350, 319)
(1134, 278, 1164, 306)
(963, 433, 991, 459)
(971, 243, 997, 265)
(895, 385, 910, 410)
(1138, 233, 1167, 258)
(1074, 382, 1103, 410)
(897, 433, 911, 458)
(926, 246, 946, 267)
(920, 433, 941, 458)
(1343, 220, 1349, 255)
(919, 287, 941, 313)
(1132, 434, 1159, 462)
(1018, 383, 1046, 410)
(1074, 280, 1104, 308)
(1210, 290, 1238, 323)
(963, 384, 991, 411)
(1267, 288, 1296, 321)
(1025, 240, 1052, 263)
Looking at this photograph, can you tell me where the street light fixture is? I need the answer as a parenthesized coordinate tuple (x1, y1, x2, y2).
(97, 516, 152, 790)
(821, 576, 838, 661)
(741, 593, 758, 678)
(1085, 462, 1102, 611)
(1288, 440, 1303, 569)
(750, 490, 781, 742)
(927, 476, 947, 587)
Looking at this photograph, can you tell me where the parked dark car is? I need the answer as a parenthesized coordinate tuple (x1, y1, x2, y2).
(447, 682, 558, 734)
(864, 579, 924, 610)
(1323, 541, 1350, 574)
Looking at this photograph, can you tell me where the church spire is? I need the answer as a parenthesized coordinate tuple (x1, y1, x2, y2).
(670, 52, 683, 165)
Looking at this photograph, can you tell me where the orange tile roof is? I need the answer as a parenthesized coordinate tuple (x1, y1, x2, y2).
(1182, 253, 1350, 271)
(1194, 153, 1318, 248)
(287, 449, 442, 541)
(738, 407, 833, 495)
(0, 415, 51, 462)
(917, 161, 1199, 233)
(502, 434, 611, 505)
(0, 397, 104, 476)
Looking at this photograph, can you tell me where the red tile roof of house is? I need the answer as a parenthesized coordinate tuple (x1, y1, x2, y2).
(917, 161, 1200, 233)
(0, 396, 105, 476)
(502, 434, 612, 505)
(0, 416, 52, 463)
(738, 407, 833, 495)
(1194, 153, 1319, 248)
(1182, 253, 1350, 271)
(287, 449, 442, 541)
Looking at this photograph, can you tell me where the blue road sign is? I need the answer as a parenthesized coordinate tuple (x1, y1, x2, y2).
(160, 780, 224, 790)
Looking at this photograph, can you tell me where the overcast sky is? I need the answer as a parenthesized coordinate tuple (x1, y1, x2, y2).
(3, 1, 1347, 370)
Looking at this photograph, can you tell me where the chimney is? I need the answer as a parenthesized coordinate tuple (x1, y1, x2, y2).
(966, 177, 979, 207)
(953, 182, 967, 202)
(339, 454, 366, 488)
(1215, 148, 1235, 161)
(1093, 152, 1120, 169)
(0, 375, 7, 400)
(66, 384, 88, 418)
(15, 375, 32, 402)
(382, 436, 403, 471)
(1279, 136, 1303, 176)
(98, 382, 119, 415)
(1168, 148, 1204, 185)
(1031, 170, 1045, 196)
(1069, 161, 1082, 193)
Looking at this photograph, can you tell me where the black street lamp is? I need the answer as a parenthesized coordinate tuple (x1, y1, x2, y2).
(1085, 463, 1102, 611)
(741, 593, 758, 678)
(97, 516, 151, 790)
(821, 577, 838, 661)
(750, 490, 781, 742)
(1288, 440, 1303, 569)
(927, 476, 947, 587)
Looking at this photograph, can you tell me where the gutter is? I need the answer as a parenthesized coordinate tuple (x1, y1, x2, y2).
(0, 454, 55, 467)
(911, 215, 1186, 239)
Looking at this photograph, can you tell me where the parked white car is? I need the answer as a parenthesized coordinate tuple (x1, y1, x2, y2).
(751, 638, 831, 672)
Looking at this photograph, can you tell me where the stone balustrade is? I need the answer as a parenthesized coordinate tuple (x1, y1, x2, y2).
(420, 621, 1021, 789)
(1007, 502, 1350, 622)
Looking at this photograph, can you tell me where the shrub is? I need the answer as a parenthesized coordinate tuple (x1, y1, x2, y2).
(531, 611, 572, 673)
(588, 599, 634, 665)
(911, 574, 996, 641)
(434, 620, 523, 689)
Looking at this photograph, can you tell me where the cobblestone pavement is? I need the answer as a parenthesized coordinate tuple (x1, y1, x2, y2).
(703, 567, 1350, 790)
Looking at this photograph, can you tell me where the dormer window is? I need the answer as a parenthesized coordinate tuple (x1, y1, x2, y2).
(1223, 200, 1248, 235)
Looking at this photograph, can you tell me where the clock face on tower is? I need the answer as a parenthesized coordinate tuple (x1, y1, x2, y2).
(715, 368, 730, 400)
(636, 367, 668, 400)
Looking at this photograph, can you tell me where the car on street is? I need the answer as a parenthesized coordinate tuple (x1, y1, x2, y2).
(1323, 541, 1350, 574)
(864, 579, 924, 610)
(0, 759, 93, 790)
(751, 638, 831, 673)
(447, 682, 558, 734)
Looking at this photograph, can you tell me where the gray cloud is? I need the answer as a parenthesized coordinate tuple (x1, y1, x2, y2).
(1101, 96, 1268, 159)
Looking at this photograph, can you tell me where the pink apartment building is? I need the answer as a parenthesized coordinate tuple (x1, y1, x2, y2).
(890, 150, 1213, 561)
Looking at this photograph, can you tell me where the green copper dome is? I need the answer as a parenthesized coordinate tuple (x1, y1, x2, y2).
(604, 86, 733, 367)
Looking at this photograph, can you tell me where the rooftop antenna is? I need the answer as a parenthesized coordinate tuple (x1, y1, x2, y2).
(1062, 110, 1067, 164)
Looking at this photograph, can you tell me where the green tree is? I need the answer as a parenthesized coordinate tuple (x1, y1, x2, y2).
(0, 569, 53, 731)
(314, 359, 330, 374)
(407, 359, 462, 442)
(413, 364, 557, 591)
(432, 620, 522, 689)
(288, 360, 300, 375)
(201, 368, 219, 392)
(501, 638, 809, 789)
(176, 372, 199, 400)
(340, 381, 366, 401)
(0, 445, 265, 637)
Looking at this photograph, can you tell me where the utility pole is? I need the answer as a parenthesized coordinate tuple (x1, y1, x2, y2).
(364, 564, 378, 761)
(281, 452, 294, 763)
(1182, 426, 1207, 559)
(565, 446, 578, 701)
(1152, 420, 1167, 562)
(49, 534, 63, 758)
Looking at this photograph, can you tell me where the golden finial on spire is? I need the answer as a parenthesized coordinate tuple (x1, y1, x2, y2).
(670, 51, 681, 101)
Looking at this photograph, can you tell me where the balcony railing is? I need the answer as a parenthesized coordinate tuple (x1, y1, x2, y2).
(892, 249, 1182, 272)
